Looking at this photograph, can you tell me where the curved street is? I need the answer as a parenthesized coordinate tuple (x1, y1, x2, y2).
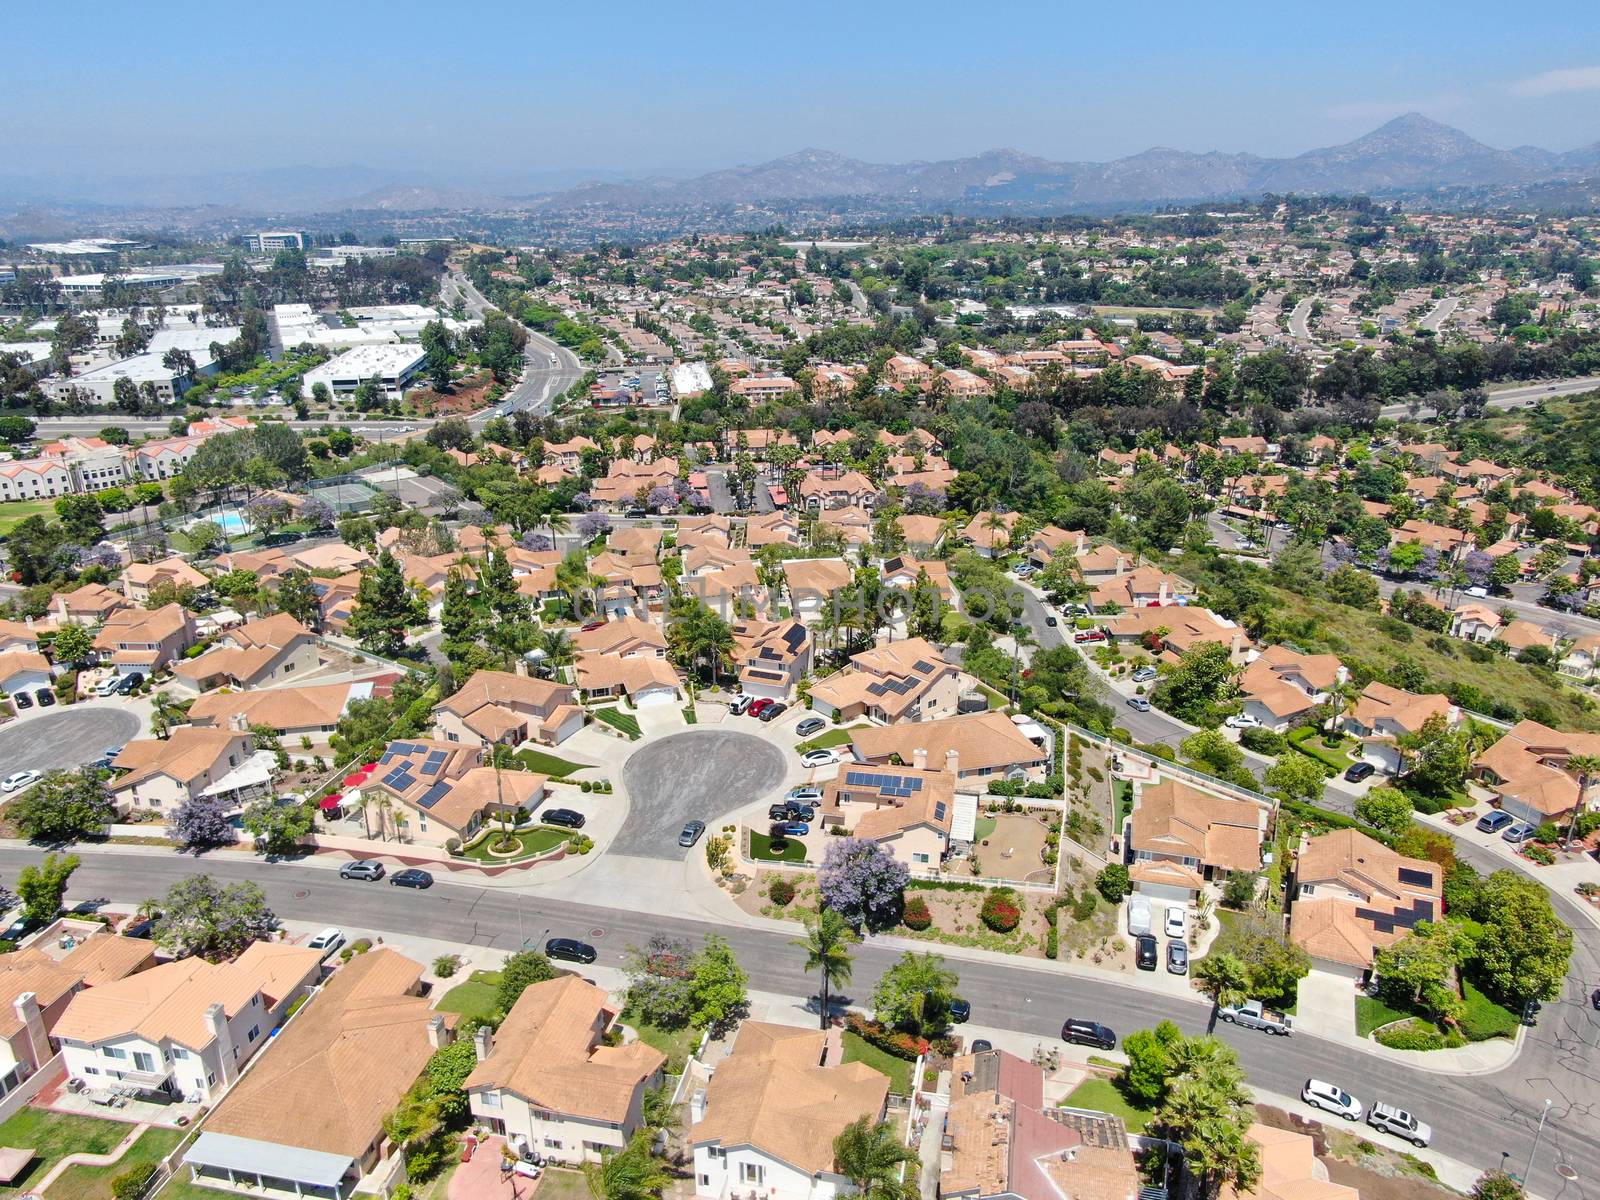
(616, 729, 786, 858)
(0, 707, 142, 776)
(0, 842, 1594, 1198)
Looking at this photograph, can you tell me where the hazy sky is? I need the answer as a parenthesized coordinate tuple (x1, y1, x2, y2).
(7, 0, 1600, 181)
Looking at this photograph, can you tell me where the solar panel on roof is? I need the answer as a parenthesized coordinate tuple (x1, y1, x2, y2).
(912, 660, 936, 673)
(389, 770, 416, 792)
(423, 751, 448, 775)
(378, 749, 397, 765)
(845, 771, 870, 787)
(417, 781, 452, 810)
(934, 802, 947, 821)
(381, 766, 408, 788)
(1397, 867, 1433, 887)
(910, 778, 924, 791)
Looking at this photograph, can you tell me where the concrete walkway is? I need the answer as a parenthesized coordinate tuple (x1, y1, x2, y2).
(32, 1121, 149, 1195)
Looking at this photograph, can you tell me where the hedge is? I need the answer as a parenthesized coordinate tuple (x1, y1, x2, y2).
(111, 1163, 159, 1200)
(844, 1011, 928, 1060)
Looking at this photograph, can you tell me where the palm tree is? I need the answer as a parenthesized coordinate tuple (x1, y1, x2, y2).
(793, 908, 857, 1029)
(540, 627, 576, 680)
(541, 509, 572, 550)
(1564, 754, 1600, 844)
(596, 1132, 670, 1200)
(149, 691, 174, 740)
(831, 1117, 916, 1200)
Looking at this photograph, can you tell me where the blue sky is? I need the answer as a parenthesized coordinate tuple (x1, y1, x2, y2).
(8, 0, 1600, 180)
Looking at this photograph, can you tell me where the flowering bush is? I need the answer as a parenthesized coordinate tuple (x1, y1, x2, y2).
(980, 888, 1022, 932)
(768, 876, 796, 906)
(845, 1011, 928, 1060)
(902, 895, 932, 930)
(818, 837, 909, 931)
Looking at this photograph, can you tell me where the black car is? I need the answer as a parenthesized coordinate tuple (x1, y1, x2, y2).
(123, 914, 158, 939)
(949, 997, 971, 1023)
(543, 808, 586, 829)
(34, 688, 54, 707)
(1061, 1019, 1117, 1050)
(768, 803, 791, 822)
(390, 868, 434, 889)
(114, 671, 144, 695)
(970, 1038, 993, 1053)
(2, 915, 43, 943)
(1135, 934, 1158, 971)
(13, 691, 32, 709)
(1343, 761, 1375, 783)
(546, 937, 597, 964)
(758, 701, 788, 723)
(678, 820, 706, 848)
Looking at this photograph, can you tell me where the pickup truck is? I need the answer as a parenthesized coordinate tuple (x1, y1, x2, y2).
(1217, 999, 1292, 1035)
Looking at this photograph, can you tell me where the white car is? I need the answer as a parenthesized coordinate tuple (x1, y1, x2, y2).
(1, 770, 41, 793)
(1164, 906, 1186, 940)
(1126, 896, 1152, 936)
(1225, 713, 1262, 729)
(727, 695, 753, 716)
(1302, 1079, 1363, 1121)
(306, 928, 345, 957)
(93, 675, 122, 698)
(800, 748, 840, 768)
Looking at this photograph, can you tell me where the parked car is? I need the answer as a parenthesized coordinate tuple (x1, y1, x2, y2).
(1502, 821, 1538, 845)
(758, 702, 788, 723)
(2, 915, 44, 942)
(339, 860, 386, 882)
(1135, 934, 1158, 970)
(970, 1038, 993, 1053)
(1131, 667, 1159, 682)
(949, 998, 971, 1023)
(748, 698, 774, 719)
(1073, 629, 1106, 644)
(33, 688, 54, 707)
(1476, 810, 1514, 834)
(1367, 1102, 1432, 1147)
(1166, 940, 1188, 975)
(1344, 761, 1375, 783)
(1044, 615, 1058, 627)
(768, 804, 792, 822)
(786, 785, 824, 804)
(1126, 896, 1152, 936)
(93, 675, 122, 697)
(1225, 713, 1261, 729)
(678, 820, 706, 847)
(1061, 1019, 1117, 1050)
(1126, 697, 1151, 711)
(795, 717, 827, 737)
(543, 808, 586, 829)
(780, 821, 811, 837)
(104, 745, 125, 762)
(390, 868, 434, 889)
(2, 770, 41, 793)
(728, 695, 753, 716)
(13, 691, 32, 709)
(1164, 906, 1186, 940)
(1218, 999, 1293, 1035)
(306, 928, 345, 956)
(800, 748, 839, 768)
(1302, 1079, 1362, 1120)
(113, 672, 144, 695)
(546, 937, 597, 964)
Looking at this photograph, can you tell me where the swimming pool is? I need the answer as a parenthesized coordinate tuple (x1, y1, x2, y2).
(196, 510, 252, 535)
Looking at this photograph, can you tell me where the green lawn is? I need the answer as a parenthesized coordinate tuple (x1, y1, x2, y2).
(973, 816, 997, 842)
(1287, 726, 1358, 772)
(535, 1169, 595, 1200)
(975, 682, 1009, 710)
(750, 832, 807, 862)
(513, 748, 586, 777)
(1356, 994, 1413, 1038)
(1460, 980, 1521, 1041)
(1062, 1077, 1153, 1132)
(621, 1014, 702, 1073)
(438, 969, 504, 1023)
(841, 1031, 914, 1094)
(591, 706, 641, 738)
(0, 1108, 141, 1194)
(46, 1127, 187, 1200)
(459, 827, 571, 862)
(0, 498, 58, 536)
(797, 725, 867, 752)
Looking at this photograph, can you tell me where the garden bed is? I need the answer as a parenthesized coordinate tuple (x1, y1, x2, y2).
(590, 706, 641, 739)
(750, 831, 807, 862)
(458, 827, 571, 862)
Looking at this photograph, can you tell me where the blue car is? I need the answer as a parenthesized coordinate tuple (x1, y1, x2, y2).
(781, 821, 811, 837)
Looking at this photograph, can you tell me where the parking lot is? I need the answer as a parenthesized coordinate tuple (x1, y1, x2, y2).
(617, 729, 787, 859)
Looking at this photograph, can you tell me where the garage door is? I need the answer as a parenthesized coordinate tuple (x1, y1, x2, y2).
(1136, 882, 1192, 904)
(635, 688, 678, 708)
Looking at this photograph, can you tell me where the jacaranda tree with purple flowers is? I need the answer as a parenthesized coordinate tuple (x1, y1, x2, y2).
(577, 512, 611, 541)
(819, 837, 909, 931)
(168, 795, 238, 852)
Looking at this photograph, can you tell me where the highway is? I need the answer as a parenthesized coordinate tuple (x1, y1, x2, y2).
(1380, 374, 1600, 418)
(7, 844, 1597, 1198)
(446, 269, 586, 424)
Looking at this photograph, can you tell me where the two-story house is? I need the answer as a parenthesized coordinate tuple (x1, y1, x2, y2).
(1341, 681, 1457, 776)
(93, 603, 196, 679)
(1126, 779, 1269, 901)
(729, 619, 812, 700)
(109, 728, 263, 816)
(433, 670, 585, 748)
(363, 738, 550, 848)
(171, 613, 320, 695)
(1237, 645, 1347, 733)
(808, 638, 965, 726)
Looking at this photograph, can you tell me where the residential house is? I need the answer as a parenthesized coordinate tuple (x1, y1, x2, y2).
(186, 681, 364, 742)
(880, 555, 955, 605)
(1090, 565, 1196, 610)
(587, 550, 665, 616)
(728, 375, 799, 402)
(1022, 525, 1083, 569)
(590, 458, 681, 509)
(1341, 682, 1457, 775)
(808, 637, 964, 725)
(960, 511, 1020, 558)
(573, 615, 668, 659)
(691, 1022, 890, 1200)
(573, 654, 683, 707)
(818, 504, 873, 546)
(895, 514, 946, 554)
(544, 436, 599, 472)
(123, 557, 209, 604)
(819, 759, 957, 868)
(848, 710, 1049, 788)
(746, 511, 802, 548)
(1289, 829, 1441, 982)
(110, 728, 265, 816)
(363, 738, 549, 848)
(94, 603, 196, 678)
(1561, 632, 1600, 682)
(292, 543, 372, 575)
(782, 558, 854, 622)
(0, 648, 52, 702)
(183, 949, 454, 1200)
(1472, 720, 1600, 825)
(939, 369, 992, 398)
(1450, 602, 1502, 644)
(465, 976, 664, 1164)
(1223, 1124, 1358, 1200)
(730, 619, 812, 700)
(884, 354, 933, 393)
(1237, 645, 1347, 733)
(433, 670, 584, 748)
(55, 941, 322, 1103)
(53, 582, 129, 626)
(171, 613, 320, 695)
(798, 470, 877, 511)
(1127, 779, 1269, 901)
(1103, 605, 1251, 664)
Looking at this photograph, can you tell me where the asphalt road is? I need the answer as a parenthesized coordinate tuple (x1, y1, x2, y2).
(616, 730, 785, 858)
(1418, 296, 1459, 333)
(1288, 298, 1313, 340)
(0, 706, 141, 775)
(1379, 374, 1600, 418)
(448, 270, 584, 423)
(6, 844, 1597, 1196)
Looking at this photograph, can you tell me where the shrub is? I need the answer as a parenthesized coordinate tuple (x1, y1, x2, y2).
(1239, 727, 1286, 755)
(433, 954, 460, 979)
(1044, 920, 1059, 959)
(1095, 863, 1131, 902)
(566, 834, 594, 854)
(768, 876, 796, 906)
(1374, 1019, 1446, 1051)
(111, 1163, 158, 1200)
(580, 780, 593, 793)
(980, 888, 1022, 932)
(844, 1011, 928, 1060)
(902, 895, 932, 930)
(1523, 844, 1556, 865)
(444, 837, 462, 856)
(1535, 822, 1561, 844)
(1072, 889, 1098, 922)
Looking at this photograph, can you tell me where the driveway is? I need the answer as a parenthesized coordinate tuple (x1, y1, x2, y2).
(618, 730, 787, 859)
(0, 705, 142, 775)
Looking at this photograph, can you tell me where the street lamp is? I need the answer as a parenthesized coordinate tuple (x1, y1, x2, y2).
(1522, 1098, 1552, 1186)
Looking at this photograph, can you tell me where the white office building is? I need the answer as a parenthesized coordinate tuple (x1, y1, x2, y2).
(244, 231, 305, 254)
(302, 344, 425, 400)
(308, 245, 398, 269)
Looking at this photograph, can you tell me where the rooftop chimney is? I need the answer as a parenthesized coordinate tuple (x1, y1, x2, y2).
(206, 1001, 239, 1087)
(474, 1024, 494, 1062)
(14, 992, 49, 1072)
(913, 748, 928, 771)
(427, 1014, 448, 1050)
(945, 749, 960, 777)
